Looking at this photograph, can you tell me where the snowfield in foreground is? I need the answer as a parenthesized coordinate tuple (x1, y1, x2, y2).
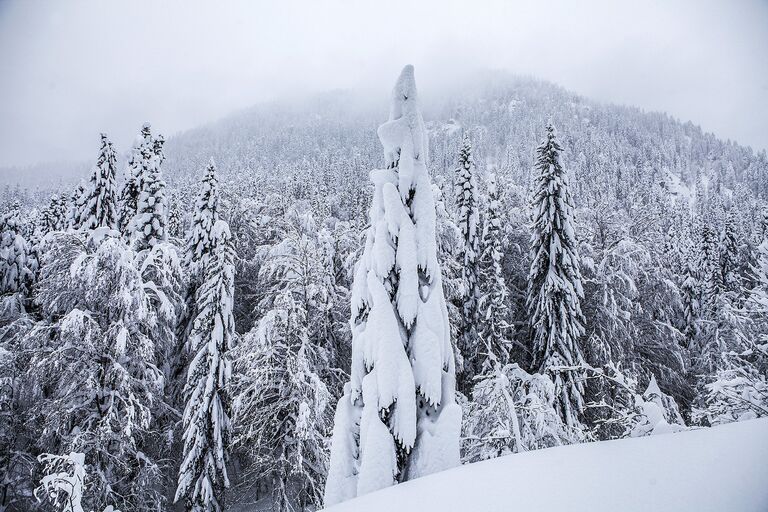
(323, 419, 768, 512)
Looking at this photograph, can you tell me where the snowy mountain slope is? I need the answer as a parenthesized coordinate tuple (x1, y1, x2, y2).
(323, 419, 768, 512)
(4, 72, 765, 202)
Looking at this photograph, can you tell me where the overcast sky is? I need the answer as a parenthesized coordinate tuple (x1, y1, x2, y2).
(0, 0, 767, 168)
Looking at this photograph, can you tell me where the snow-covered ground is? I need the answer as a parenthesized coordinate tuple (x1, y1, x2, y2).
(323, 419, 768, 512)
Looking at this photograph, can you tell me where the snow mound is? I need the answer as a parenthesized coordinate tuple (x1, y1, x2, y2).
(323, 419, 768, 512)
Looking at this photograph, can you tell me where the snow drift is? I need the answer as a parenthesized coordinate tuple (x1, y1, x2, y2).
(323, 419, 768, 512)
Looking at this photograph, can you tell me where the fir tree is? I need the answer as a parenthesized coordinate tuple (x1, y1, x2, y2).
(131, 131, 168, 252)
(66, 183, 88, 231)
(527, 123, 586, 427)
(118, 124, 152, 234)
(324, 66, 461, 506)
(0, 202, 33, 296)
(176, 220, 235, 512)
(477, 173, 511, 370)
(699, 222, 722, 316)
(31, 233, 165, 511)
(186, 161, 220, 280)
(82, 134, 119, 231)
(680, 250, 700, 346)
(231, 290, 332, 511)
(39, 194, 68, 234)
(719, 208, 741, 294)
(455, 132, 480, 380)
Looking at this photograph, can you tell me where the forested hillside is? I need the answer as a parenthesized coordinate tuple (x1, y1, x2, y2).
(1, 71, 767, 511)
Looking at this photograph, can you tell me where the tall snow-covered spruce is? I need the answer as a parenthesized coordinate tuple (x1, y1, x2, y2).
(455, 133, 481, 382)
(527, 123, 587, 427)
(131, 128, 168, 252)
(118, 124, 152, 235)
(186, 160, 220, 280)
(175, 219, 235, 512)
(82, 133, 119, 231)
(324, 65, 461, 506)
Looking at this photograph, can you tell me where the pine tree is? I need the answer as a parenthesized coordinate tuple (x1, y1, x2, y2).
(527, 123, 586, 427)
(699, 221, 722, 316)
(0, 202, 33, 296)
(66, 183, 88, 231)
(177, 162, 222, 401)
(719, 208, 741, 294)
(118, 124, 152, 234)
(131, 131, 168, 252)
(324, 66, 461, 506)
(39, 194, 68, 234)
(176, 220, 235, 512)
(82, 134, 119, 231)
(31, 233, 165, 511)
(231, 289, 332, 511)
(455, 132, 480, 380)
(680, 250, 700, 346)
(168, 194, 184, 242)
(186, 161, 220, 280)
(476, 173, 511, 370)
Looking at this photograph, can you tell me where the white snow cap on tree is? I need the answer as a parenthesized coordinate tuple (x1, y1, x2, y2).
(324, 65, 461, 507)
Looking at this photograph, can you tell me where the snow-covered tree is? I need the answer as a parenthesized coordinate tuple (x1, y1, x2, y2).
(30, 232, 164, 511)
(130, 131, 167, 252)
(696, 238, 768, 425)
(66, 183, 88, 231)
(719, 207, 741, 293)
(324, 66, 461, 506)
(186, 161, 220, 280)
(476, 173, 511, 370)
(82, 134, 119, 231)
(35, 452, 88, 512)
(231, 290, 332, 511)
(176, 220, 235, 512)
(699, 222, 722, 315)
(463, 363, 580, 462)
(40, 194, 68, 233)
(527, 123, 586, 427)
(680, 249, 700, 346)
(455, 132, 480, 382)
(0, 203, 33, 296)
(118, 124, 152, 235)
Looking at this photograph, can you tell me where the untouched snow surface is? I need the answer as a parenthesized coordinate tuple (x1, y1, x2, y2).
(323, 419, 768, 512)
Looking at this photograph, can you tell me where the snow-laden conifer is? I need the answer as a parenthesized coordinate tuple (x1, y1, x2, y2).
(131, 131, 168, 252)
(680, 251, 700, 345)
(324, 65, 460, 506)
(232, 290, 332, 511)
(118, 124, 152, 234)
(719, 208, 741, 293)
(0, 203, 33, 296)
(40, 194, 68, 234)
(66, 183, 88, 231)
(186, 161, 220, 279)
(31, 232, 164, 511)
(527, 123, 586, 427)
(176, 220, 235, 512)
(455, 133, 480, 378)
(82, 134, 119, 231)
(477, 173, 511, 370)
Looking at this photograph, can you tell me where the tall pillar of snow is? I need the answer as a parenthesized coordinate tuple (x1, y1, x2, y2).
(324, 65, 461, 507)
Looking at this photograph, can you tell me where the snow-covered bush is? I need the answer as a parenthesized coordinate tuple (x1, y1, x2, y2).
(463, 363, 582, 462)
